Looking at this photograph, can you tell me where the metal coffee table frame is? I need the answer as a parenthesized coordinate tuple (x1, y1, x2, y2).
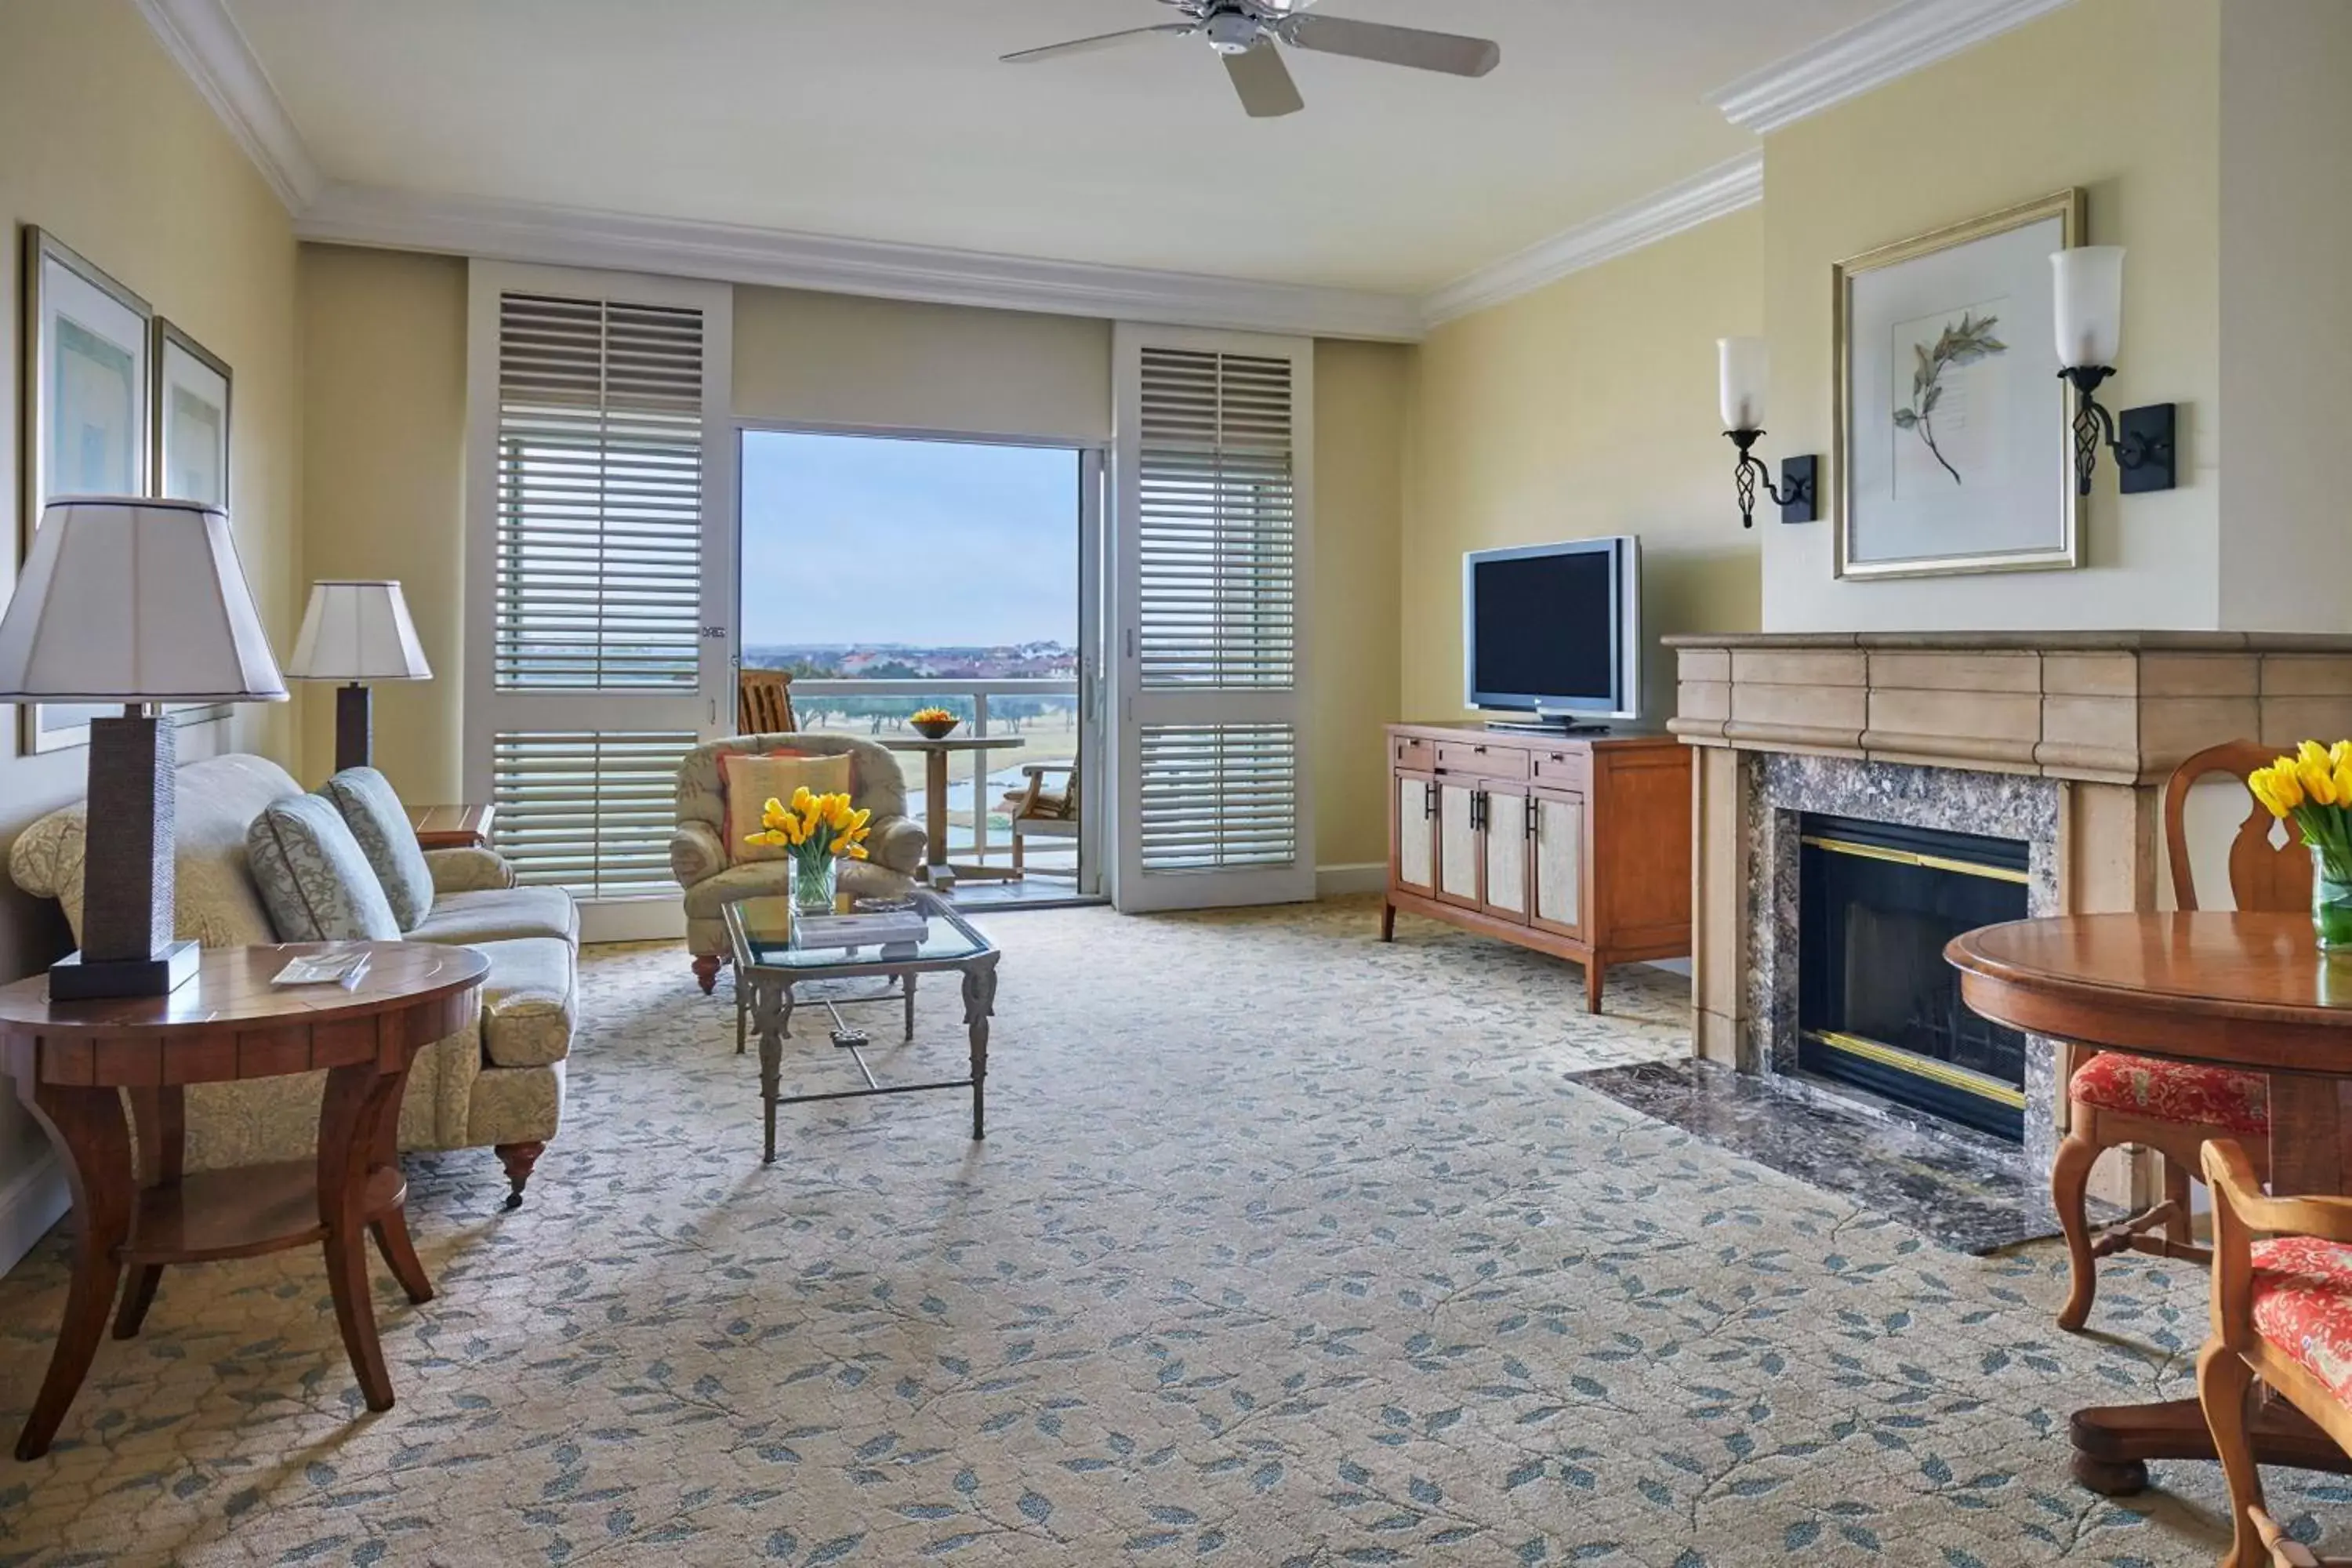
(724, 893, 1000, 1163)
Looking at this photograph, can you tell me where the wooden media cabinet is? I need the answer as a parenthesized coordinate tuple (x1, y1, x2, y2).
(1381, 722, 1691, 1012)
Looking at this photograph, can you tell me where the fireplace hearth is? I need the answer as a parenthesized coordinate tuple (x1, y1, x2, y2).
(1798, 815, 2029, 1141)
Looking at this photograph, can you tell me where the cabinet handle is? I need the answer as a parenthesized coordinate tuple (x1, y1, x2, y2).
(1471, 790, 1484, 831)
(1424, 780, 1436, 819)
(1526, 800, 1538, 840)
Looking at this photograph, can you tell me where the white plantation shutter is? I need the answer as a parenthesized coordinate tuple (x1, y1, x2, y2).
(1111, 326, 1313, 911)
(466, 264, 735, 936)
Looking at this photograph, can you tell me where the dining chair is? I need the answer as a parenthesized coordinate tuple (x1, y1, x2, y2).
(737, 669, 799, 735)
(2051, 739, 2307, 1330)
(2198, 1138, 2352, 1567)
(1000, 762, 1079, 880)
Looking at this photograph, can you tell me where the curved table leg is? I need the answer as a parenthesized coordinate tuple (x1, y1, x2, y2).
(318, 1062, 411, 1410)
(962, 959, 996, 1142)
(13, 1080, 135, 1460)
(749, 976, 789, 1164)
(114, 1086, 183, 1340)
(364, 1066, 432, 1305)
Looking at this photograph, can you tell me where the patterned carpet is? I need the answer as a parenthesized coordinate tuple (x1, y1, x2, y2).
(0, 898, 2329, 1565)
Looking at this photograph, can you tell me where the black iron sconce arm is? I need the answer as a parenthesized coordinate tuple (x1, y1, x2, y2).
(1724, 430, 1819, 528)
(2059, 366, 2177, 498)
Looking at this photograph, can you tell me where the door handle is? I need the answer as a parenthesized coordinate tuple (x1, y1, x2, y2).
(1526, 800, 1537, 840)
(1424, 781, 1436, 819)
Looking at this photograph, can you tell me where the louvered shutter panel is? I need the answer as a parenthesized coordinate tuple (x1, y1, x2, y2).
(1113, 329, 1312, 909)
(495, 294, 704, 691)
(473, 274, 725, 910)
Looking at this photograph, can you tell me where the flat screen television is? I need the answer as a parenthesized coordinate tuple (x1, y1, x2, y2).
(1462, 535, 1640, 730)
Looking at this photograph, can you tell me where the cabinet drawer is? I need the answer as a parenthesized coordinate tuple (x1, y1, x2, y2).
(1532, 750, 1588, 791)
(1392, 735, 1432, 771)
(1433, 741, 1529, 780)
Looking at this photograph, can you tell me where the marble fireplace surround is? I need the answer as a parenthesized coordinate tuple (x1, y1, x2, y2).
(1671, 630, 2352, 1208)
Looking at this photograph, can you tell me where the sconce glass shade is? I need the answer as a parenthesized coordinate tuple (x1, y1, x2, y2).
(2052, 246, 2124, 368)
(1718, 336, 1768, 430)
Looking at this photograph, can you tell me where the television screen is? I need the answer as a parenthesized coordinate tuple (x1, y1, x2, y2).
(1463, 537, 1635, 717)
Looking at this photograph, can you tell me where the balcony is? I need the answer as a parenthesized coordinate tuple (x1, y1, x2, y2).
(782, 677, 1083, 890)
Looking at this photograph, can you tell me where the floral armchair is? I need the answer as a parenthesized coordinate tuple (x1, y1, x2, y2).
(672, 732, 926, 992)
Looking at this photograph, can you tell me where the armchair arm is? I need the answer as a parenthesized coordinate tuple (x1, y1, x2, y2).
(870, 815, 927, 877)
(671, 820, 728, 887)
(426, 847, 517, 895)
(2203, 1138, 2352, 1242)
(1019, 763, 1076, 780)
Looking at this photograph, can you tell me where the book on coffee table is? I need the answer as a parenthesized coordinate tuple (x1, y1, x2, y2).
(791, 910, 929, 951)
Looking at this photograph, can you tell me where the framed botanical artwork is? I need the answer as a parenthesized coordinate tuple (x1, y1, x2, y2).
(153, 320, 230, 507)
(20, 227, 152, 753)
(1834, 189, 2084, 580)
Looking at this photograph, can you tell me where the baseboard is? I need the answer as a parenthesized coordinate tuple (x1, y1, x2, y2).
(0, 1149, 67, 1276)
(578, 896, 688, 946)
(1316, 863, 1387, 898)
(1642, 958, 1693, 978)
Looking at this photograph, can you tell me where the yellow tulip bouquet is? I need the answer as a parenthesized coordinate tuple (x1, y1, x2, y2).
(2248, 741, 2352, 947)
(745, 786, 873, 913)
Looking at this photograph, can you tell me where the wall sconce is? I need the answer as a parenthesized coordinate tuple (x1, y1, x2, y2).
(2050, 246, 2176, 496)
(1716, 337, 1818, 528)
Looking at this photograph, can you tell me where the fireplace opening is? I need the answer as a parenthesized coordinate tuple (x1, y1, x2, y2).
(1798, 814, 2030, 1142)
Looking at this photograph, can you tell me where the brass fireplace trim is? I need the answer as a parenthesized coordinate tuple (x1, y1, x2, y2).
(1798, 833, 2030, 886)
(1804, 1028, 2028, 1110)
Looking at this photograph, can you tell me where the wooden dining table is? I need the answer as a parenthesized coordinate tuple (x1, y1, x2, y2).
(1947, 910, 2352, 1497)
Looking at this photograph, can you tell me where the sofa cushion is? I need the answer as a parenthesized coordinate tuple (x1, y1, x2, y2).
(721, 751, 853, 865)
(473, 937, 575, 1069)
(320, 767, 435, 930)
(408, 885, 578, 947)
(246, 796, 401, 942)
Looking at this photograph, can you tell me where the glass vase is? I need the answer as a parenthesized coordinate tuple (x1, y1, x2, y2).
(2314, 845, 2352, 950)
(791, 851, 839, 920)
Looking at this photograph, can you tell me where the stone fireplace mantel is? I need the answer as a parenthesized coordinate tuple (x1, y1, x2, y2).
(1670, 630, 2352, 1210)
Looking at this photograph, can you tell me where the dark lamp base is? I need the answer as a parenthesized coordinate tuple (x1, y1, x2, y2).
(50, 939, 198, 1001)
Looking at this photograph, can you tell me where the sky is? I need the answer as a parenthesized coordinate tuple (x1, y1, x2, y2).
(740, 431, 1080, 648)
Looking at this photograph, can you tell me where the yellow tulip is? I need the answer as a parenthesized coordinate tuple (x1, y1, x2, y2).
(2332, 739, 2352, 771)
(2255, 759, 2307, 815)
(2335, 759, 2352, 808)
(2300, 755, 2339, 808)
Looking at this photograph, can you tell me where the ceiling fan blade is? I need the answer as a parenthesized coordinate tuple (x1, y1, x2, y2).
(1000, 23, 1193, 64)
(1280, 13, 1500, 77)
(1224, 41, 1305, 118)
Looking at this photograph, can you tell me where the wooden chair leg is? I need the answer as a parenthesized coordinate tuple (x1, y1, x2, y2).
(2198, 1338, 2271, 1568)
(2164, 1156, 2196, 1250)
(1010, 832, 1024, 878)
(2052, 1127, 2102, 1331)
(691, 953, 721, 995)
(495, 1141, 544, 1210)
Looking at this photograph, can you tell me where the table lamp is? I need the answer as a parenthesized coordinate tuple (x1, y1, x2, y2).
(284, 579, 432, 772)
(0, 498, 287, 998)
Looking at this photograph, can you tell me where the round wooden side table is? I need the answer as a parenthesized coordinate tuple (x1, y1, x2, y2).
(1948, 911, 2352, 1497)
(0, 942, 487, 1461)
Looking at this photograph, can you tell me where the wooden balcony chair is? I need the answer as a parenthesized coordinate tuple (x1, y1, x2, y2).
(738, 669, 798, 736)
(1000, 763, 1079, 879)
(2199, 1138, 2352, 1566)
(2053, 739, 2307, 1330)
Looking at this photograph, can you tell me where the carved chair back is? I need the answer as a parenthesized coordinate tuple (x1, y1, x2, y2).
(2164, 739, 2312, 913)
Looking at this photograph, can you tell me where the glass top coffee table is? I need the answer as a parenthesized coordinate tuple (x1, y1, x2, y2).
(722, 891, 1000, 1163)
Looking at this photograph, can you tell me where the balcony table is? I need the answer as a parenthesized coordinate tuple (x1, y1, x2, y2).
(881, 735, 1027, 885)
(1947, 911, 2352, 1497)
(0, 942, 486, 1459)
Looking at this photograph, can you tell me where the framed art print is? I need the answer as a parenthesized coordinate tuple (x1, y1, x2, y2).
(21, 227, 152, 752)
(1833, 190, 2083, 580)
(153, 319, 230, 507)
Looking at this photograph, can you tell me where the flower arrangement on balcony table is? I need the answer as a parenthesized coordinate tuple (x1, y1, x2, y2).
(744, 786, 873, 914)
(910, 706, 960, 739)
(2248, 741, 2352, 948)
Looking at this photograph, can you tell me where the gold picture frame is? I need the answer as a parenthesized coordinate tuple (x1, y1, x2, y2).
(1833, 189, 2085, 581)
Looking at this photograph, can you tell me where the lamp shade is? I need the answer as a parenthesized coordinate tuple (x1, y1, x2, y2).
(2051, 246, 2125, 369)
(0, 497, 286, 702)
(1718, 336, 1768, 430)
(285, 579, 432, 682)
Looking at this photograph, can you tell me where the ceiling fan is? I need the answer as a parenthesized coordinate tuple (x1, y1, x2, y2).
(1000, 1, 1501, 119)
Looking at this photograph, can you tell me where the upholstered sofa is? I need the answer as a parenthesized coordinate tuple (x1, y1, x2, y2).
(672, 732, 925, 991)
(7, 753, 576, 1207)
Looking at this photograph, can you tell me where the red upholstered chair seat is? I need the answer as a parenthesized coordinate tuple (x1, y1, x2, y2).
(2070, 1051, 2270, 1137)
(2251, 1234, 2352, 1406)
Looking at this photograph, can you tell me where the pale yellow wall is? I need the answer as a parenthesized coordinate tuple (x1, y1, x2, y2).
(1759, 0, 2223, 632)
(735, 286, 1111, 442)
(0, 0, 301, 1247)
(297, 246, 471, 798)
(1400, 208, 1766, 724)
(1311, 339, 1408, 869)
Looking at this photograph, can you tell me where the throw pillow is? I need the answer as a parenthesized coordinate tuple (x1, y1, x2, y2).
(319, 766, 435, 931)
(722, 751, 854, 865)
(246, 794, 402, 942)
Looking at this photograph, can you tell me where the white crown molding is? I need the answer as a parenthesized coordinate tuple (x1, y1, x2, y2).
(134, 0, 321, 211)
(1709, 0, 2078, 136)
(297, 184, 1427, 342)
(1420, 153, 1762, 328)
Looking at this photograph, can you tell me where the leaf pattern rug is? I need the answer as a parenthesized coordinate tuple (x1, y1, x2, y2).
(0, 898, 2334, 1565)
